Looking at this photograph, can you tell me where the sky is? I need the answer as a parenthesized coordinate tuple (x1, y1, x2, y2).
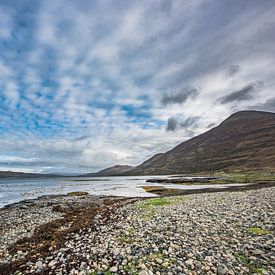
(0, 0, 275, 174)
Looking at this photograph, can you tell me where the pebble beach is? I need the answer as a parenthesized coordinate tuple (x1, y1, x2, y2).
(0, 187, 274, 274)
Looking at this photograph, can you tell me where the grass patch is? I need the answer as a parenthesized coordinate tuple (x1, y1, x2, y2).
(247, 227, 272, 235)
(138, 210, 155, 221)
(141, 197, 172, 207)
(136, 196, 186, 221)
(236, 253, 268, 274)
(117, 236, 134, 244)
(127, 227, 136, 235)
(215, 172, 275, 184)
(148, 252, 164, 260)
(123, 264, 138, 274)
(66, 191, 89, 196)
(140, 196, 185, 208)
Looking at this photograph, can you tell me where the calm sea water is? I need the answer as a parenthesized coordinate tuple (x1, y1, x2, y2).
(0, 175, 244, 207)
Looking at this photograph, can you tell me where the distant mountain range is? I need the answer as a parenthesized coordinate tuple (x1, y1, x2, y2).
(1, 110, 275, 178)
(0, 171, 58, 179)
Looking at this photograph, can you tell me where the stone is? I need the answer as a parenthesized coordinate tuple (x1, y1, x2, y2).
(113, 248, 120, 256)
(156, 258, 163, 264)
(110, 266, 118, 272)
(253, 249, 262, 255)
(48, 260, 57, 268)
(35, 261, 43, 269)
(185, 259, 193, 267)
(217, 264, 228, 275)
(101, 264, 108, 270)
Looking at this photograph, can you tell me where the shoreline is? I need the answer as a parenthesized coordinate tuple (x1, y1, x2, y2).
(2, 180, 275, 211)
(0, 182, 274, 274)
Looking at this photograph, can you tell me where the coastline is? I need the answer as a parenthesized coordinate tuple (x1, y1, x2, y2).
(0, 183, 274, 274)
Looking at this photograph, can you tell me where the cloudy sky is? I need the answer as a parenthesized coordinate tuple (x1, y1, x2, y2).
(0, 0, 275, 173)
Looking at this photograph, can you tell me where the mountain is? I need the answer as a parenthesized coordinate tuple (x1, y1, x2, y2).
(126, 110, 275, 175)
(84, 165, 134, 177)
(0, 171, 58, 179)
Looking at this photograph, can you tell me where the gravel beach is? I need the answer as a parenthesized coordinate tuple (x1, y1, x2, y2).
(0, 187, 274, 274)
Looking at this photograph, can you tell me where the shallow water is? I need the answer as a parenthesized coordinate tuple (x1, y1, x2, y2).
(0, 175, 245, 207)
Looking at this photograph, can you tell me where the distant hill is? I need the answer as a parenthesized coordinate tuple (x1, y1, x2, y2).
(126, 110, 275, 175)
(84, 165, 134, 177)
(0, 171, 58, 179)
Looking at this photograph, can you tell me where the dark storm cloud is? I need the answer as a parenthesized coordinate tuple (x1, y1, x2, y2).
(166, 117, 178, 131)
(219, 81, 263, 104)
(181, 117, 200, 128)
(161, 87, 198, 106)
(166, 116, 200, 132)
(225, 65, 240, 78)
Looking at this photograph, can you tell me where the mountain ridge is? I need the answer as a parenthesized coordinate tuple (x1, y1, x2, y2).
(125, 110, 275, 175)
(84, 165, 134, 177)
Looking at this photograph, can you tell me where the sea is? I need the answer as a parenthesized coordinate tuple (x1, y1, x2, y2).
(0, 175, 243, 208)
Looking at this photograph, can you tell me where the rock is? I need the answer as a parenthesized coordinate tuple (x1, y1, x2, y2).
(252, 249, 262, 256)
(185, 259, 193, 267)
(155, 258, 163, 264)
(101, 264, 108, 270)
(35, 261, 43, 269)
(48, 260, 57, 268)
(217, 264, 228, 275)
(113, 248, 120, 255)
(110, 266, 118, 272)
(140, 264, 147, 270)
